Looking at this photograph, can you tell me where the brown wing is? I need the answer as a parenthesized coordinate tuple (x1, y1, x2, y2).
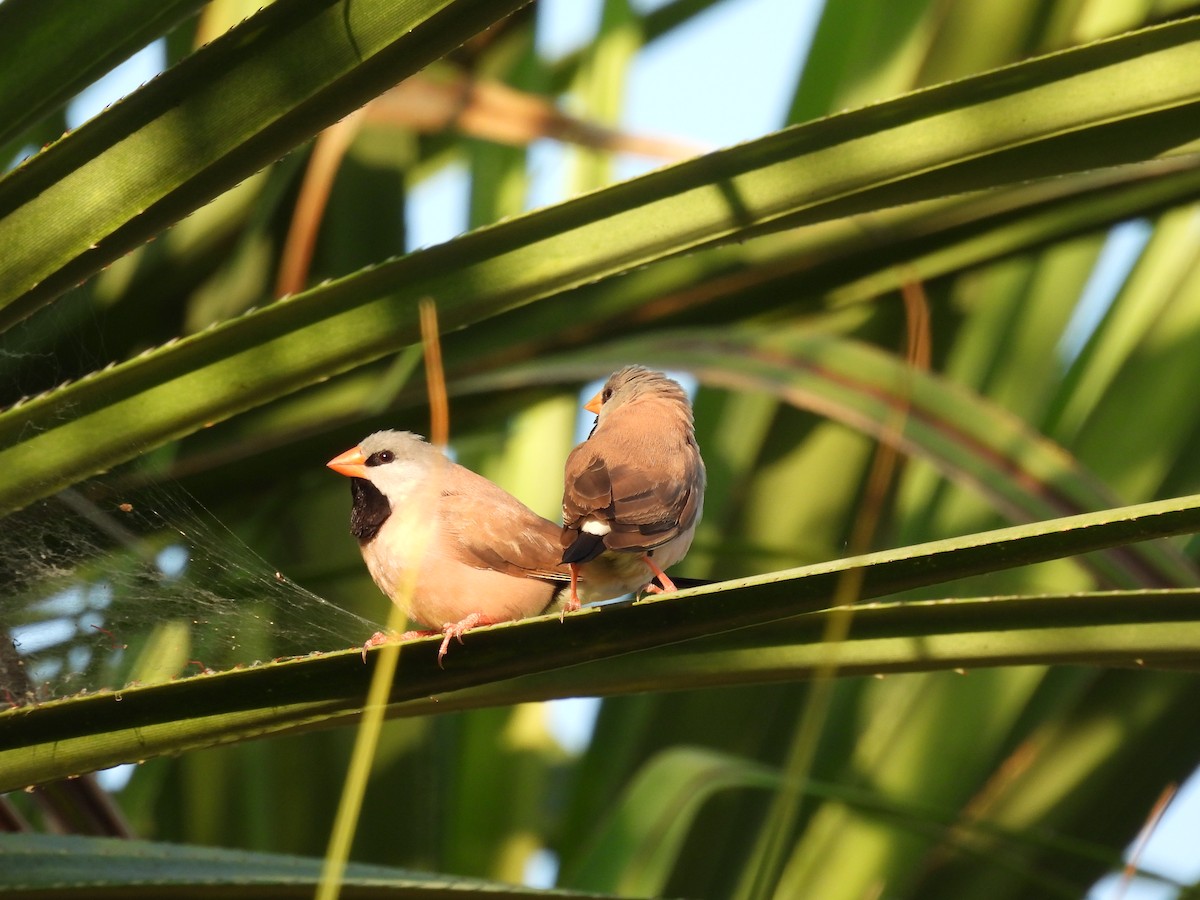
(439, 468, 570, 582)
(561, 454, 612, 525)
(562, 432, 702, 555)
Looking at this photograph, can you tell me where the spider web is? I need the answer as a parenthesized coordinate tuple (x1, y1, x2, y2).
(0, 473, 383, 706)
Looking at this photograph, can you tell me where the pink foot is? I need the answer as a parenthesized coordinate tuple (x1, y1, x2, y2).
(361, 628, 437, 662)
(437, 613, 497, 667)
(559, 596, 581, 622)
(642, 556, 677, 593)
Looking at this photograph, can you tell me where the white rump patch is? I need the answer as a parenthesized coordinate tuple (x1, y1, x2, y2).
(582, 520, 612, 536)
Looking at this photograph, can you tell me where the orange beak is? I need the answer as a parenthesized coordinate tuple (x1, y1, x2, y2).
(583, 390, 604, 415)
(327, 446, 368, 478)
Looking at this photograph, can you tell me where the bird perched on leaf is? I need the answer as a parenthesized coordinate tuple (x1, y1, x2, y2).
(560, 366, 705, 610)
(327, 430, 571, 663)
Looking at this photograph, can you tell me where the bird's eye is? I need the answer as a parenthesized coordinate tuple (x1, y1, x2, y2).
(602, 386, 614, 402)
(366, 449, 395, 466)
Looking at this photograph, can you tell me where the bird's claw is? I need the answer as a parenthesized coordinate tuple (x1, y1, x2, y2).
(361, 630, 393, 663)
(361, 628, 437, 663)
(436, 613, 495, 667)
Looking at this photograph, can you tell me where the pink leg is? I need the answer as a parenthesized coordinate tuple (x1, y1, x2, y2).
(643, 561, 681, 595)
(437, 612, 497, 667)
(642, 555, 677, 593)
(561, 563, 583, 621)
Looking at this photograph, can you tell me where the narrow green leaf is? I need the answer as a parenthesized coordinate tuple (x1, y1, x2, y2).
(2, 493, 1199, 791)
(565, 747, 781, 894)
(0, 0, 531, 327)
(905, 667, 1195, 898)
(1047, 206, 1198, 444)
(0, 0, 206, 148)
(4, 19, 1200, 512)
(786, 0, 934, 123)
(481, 589, 1200, 705)
(0, 832, 604, 898)
(155, 157, 1200, 487)
(459, 327, 1199, 585)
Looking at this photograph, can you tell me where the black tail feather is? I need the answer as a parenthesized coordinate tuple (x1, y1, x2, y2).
(561, 531, 607, 565)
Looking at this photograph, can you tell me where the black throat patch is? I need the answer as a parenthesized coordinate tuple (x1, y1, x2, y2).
(349, 478, 391, 545)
